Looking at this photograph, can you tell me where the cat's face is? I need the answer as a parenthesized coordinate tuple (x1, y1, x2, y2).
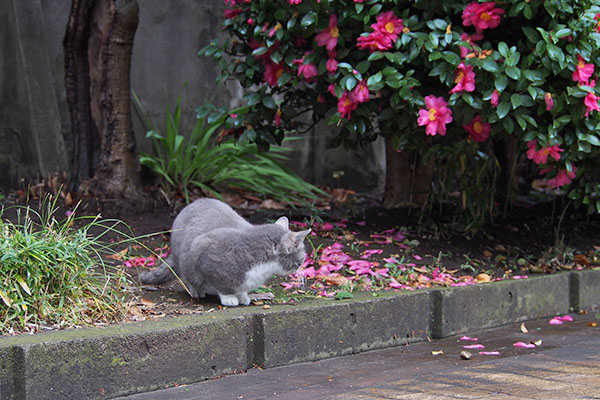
(274, 217, 311, 273)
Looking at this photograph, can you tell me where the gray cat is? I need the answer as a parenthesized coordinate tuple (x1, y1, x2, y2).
(139, 198, 311, 307)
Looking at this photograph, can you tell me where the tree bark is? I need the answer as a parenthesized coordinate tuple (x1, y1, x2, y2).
(383, 136, 435, 208)
(64, 0, 141, 199)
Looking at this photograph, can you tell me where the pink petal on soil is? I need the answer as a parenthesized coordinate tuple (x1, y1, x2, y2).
(321, 222, 335, 231)
(512, 275, 529, 279)
(479, 351, 501, 356)
(383, 257, 398, 264)
(549, 318, 564, 325)
(463, 344, 485, 349)
(291, 221, 308, 228)
(558, 315, 573, 322)
(356, 220, 367, 226)
(513, 341, 536, 348)
(460, 336, 478, 341)
(124, 260, 134, 268)
(302, 267, 317, 278)
(413, 254, 423, 261)
(375, 268, 389, 277)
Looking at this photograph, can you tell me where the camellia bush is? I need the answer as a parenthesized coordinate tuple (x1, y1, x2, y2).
(202, 0, 600, 228)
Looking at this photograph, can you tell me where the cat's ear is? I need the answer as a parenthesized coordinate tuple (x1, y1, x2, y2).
(274, 216, 289, 230)
(280, 229, 311, 253)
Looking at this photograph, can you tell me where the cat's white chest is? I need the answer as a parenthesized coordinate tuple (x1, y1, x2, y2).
(242, 261, 285, 291)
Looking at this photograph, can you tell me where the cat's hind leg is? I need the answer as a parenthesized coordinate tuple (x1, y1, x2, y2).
(236, 292, 251, 306)
(218, 293, 240, 307)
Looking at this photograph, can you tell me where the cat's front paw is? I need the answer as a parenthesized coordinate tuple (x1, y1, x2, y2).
(219, 294, 239, 307)
(237, 293, 251, 306)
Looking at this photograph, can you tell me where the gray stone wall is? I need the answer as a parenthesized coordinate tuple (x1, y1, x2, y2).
(0, 0, 384, 193)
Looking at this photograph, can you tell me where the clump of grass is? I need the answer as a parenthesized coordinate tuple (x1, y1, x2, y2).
(0, 197, 130, 334)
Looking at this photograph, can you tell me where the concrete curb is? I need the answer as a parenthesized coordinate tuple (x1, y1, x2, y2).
(1, 270, 598, 399)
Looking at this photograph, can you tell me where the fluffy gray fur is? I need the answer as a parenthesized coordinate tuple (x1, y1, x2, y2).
(139, 198, 311, 306)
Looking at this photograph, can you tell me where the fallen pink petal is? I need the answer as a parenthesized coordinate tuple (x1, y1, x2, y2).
(460, 336, 479, 341)
(513, 341, 536, 348)
(549, 317, 564, 325)
(479, 351, 501, 356)
(463, 344, 485, 349)
(558, 315, 574, 322)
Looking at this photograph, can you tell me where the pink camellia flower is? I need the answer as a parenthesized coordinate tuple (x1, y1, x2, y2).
(449, 62, 476, 94)
(491, 89, 500, 107)
(526, 141, 563, 165)
(371, 11, 404, 42)
(545, 166, 577, 188)
(350, 80, 370, 103)
(287, 0, 302, 4)
(459, 32, 484, 58)
(263, 61, 284, 86)
(328, 83, 337, 97)
(584, 81, 600, 117)
(354, 0, 364, 2)
(224, 8, 242, 19)
(544, 92, 554, 111)
(292, 56, 318, 81)
(316, 14, 340, 51)
(462, 1, 505, 32)
(274, 109, 282, 127)
(595, 13, 600, 33)
(463, 115, 491, 142)
(326, 57, 338, 74)
(338, 91, 358, 120)
(356, 30, 393, 52)
(572, 55, 594, 85)
(417, 95, 453, 136)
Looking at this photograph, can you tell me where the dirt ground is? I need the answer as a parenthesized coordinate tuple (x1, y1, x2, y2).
(1, 185, 599, 324)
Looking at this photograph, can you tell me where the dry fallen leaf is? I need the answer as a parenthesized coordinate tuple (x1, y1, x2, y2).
(263, 305, 271, 310)
(431, 350, 444, 356)
(520, 322, 529, 333)
(138, 297, 156, 308)
(494, 244, 507, 252)
(573, 254, 591, 267)
(589, 321, 597, 327)
(476, 273, 491, 283)
(531, 339, 542, 347)
(460, 351, 472, 360)
(317, 275, 348, 286)
(483, 250, 493, 258)
(259, 199, 286, 210)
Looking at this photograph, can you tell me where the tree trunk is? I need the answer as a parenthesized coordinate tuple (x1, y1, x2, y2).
(383, 136, 435, 208)
(64, 0, 141, 199)
(495, 136, 519, 204)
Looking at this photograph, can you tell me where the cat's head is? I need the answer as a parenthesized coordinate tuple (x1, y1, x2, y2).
(274, 217, 311, 273)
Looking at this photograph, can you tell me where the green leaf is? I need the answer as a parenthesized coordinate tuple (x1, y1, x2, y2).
(585, 135, 600, 146)
(369, 4, 383, 15)
(252, 47, 269, 56)
(482, 58, 498, 72)
(497, 102, 510, 119)
(498, 42, 509, 58)
(510, 93, 522, 109)
(287, 17, 297, 30)
(368, 52, 384, 61)
(367, 71, 383, 88)
(505, 66, 521, 80)
(301, 12, 317, 28)
(262, 96, 277, 109)
(546, 44, 564, 63)
(334, 291, 354, 300)
(495, 75, 508, 92)
(522, 27, 539, 43)
(503, 116, 515, 134)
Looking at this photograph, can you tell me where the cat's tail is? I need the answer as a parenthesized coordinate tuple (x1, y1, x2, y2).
(139, 256, 174, 285)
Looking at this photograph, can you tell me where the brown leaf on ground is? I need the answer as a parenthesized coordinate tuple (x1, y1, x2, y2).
(476, 273, 491, 283)
(317, 275, 348, 286)
(520, 322, 528, 333)
(138, 298, 155, 308)
(105, 247, 129, 261)
(260, 199, 286, 210)
(574, 254, 591, 267)
(483, 250, 493, 258)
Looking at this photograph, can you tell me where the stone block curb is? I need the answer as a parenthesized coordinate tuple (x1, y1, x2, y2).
(0, 271, 598, 399)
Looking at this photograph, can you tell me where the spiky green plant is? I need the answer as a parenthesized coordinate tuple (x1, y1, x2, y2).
(0, 197, 129, 334)
(137, 94, 324, 205)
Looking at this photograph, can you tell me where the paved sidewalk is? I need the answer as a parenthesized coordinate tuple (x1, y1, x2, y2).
(119, 313, 600, 400)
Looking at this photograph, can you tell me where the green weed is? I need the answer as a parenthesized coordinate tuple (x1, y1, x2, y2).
(0, 197, 130, 334)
